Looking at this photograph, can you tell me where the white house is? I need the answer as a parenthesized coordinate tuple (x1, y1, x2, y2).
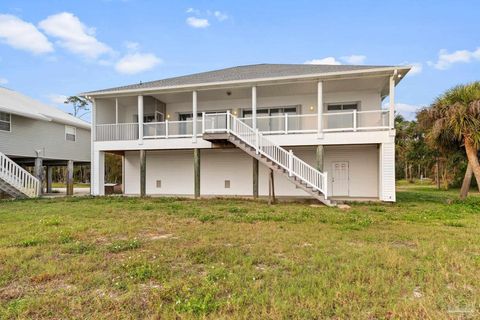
(83, 64, 410, 205)
(0, 87, 90, 198)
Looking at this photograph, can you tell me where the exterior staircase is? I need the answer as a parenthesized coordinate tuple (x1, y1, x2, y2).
(202, 112, 335, 206)
(0, 152, 40, 199)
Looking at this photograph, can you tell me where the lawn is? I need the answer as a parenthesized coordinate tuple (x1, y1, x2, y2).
(51, 183, 90, 189)
(0, 184, 479, 319)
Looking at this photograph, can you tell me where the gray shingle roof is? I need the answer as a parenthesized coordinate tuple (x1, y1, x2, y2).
(83, 63, 396, 95)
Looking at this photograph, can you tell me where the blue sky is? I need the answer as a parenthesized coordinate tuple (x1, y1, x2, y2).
(0, 0, 479, 121)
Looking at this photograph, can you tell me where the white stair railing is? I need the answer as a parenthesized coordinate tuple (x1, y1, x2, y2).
(203, 112, 328, 198)
(0, 151, 40, 198)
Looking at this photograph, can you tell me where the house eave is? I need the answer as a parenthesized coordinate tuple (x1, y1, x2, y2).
(80, 66, 411, 98)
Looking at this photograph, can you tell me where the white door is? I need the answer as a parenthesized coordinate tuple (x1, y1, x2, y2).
(332, 161, 349, 196)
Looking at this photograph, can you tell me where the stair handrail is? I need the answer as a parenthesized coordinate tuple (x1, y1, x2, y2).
(203, 112, 328, 198)
(0, 151, 40, 197)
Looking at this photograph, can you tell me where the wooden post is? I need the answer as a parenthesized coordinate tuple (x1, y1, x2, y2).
(253, 158, 259, 198)
(34, 157, 43, 195)
(67, 160, 74, 196)
(316, 145, 324, 171)
(140, 150, 146, 197)
(268, 168, 276, 205)
(46, 166, 53, 193)
(194, 148, 200, 199)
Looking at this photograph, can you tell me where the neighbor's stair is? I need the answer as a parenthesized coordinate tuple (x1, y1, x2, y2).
(202, 112, 335, 206)
(0, 151, 40, 199)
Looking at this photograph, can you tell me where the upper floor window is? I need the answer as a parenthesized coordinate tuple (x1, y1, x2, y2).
(65, 125, 76, 141)
(242, 105, 299, 117)
(327, 103, 358, 112)
(0, 112, 11, 132)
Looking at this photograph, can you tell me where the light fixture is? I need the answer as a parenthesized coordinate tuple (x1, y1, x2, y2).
(398, 74, 402, 78)
(309, 106, 315, 111)
(226, 91, 232, 96)
(166, 114, 170, 119)
(233, 110, 237, 115)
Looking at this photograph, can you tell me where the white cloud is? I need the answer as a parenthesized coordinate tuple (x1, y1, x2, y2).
(213, 11, 228, 21)
(186, 7, 200, 15)
(384, 102, 422, 121)
(186, 16, 209, 28)
(115, 53, 161, 74)
(0, 14, 53, 54)
(0, 78, 8, 85)
(408, 62, 423, 75)
(47, 94, 67, 104)
(340, 55, 366, 64)
(124, 41, 139, 51)
(305, 54, 367, 65)
(39, 12, 111, 59)
(304, 57, 342, 65)
(430, 48, 480, 70)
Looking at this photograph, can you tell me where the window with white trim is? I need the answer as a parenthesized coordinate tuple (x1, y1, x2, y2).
(326, 102, 358, 112)
(65, 125, 76, 141)
(0, 112, 11, 132)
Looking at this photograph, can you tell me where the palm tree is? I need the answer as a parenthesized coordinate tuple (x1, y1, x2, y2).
(417, 81, 480, 198)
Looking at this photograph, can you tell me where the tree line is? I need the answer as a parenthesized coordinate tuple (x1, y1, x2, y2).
(396, 81, 480, 199)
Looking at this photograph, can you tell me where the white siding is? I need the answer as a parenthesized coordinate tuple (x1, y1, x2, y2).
(324, 145, 379, 198)
(380, 142, 396, 201)
(201, 149, 253, 196)
(122, 145, 381, 200)
(0, 114, 90, 161)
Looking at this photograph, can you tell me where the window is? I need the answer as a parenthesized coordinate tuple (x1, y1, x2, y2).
(242, 105, 299, 117)
(326, 103, 358, 112)
(65, 125, 76, 141)
(0, 112, 11, 132)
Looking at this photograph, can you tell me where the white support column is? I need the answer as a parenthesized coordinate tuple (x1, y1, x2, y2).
(317, 81, 323, 138)
(92, 150, 105, 196)
(115, 98, 119, 124)
(90, 97, 96, 196)
(389, 71, 396, 130)
(192, 90, 197, 142)
(252, 86, 257, 130)
(115, 98, 119, 140)
(138, 95, 144, 144)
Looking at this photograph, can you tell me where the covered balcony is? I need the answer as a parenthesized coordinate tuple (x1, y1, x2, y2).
(93, 76, 396, 143)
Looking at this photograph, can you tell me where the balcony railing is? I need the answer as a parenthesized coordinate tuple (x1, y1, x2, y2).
(95, 123, 139, 141)
(94, 110, 390, 141)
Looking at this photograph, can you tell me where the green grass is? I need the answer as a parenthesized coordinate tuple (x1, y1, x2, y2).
(51, 182, 90, 188)
(0, 183, 479, 319)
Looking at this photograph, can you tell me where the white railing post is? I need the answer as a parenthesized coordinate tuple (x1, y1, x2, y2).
(284, 113, 288, 134)
(226, 110, 231, 132)
(324, 172, 328, 199)
(255, 129, 260, 154)
(202, 112, 206, 133)
(165, 120, 169, 139)
(288, 150, 293, 176)
(353, 109, 357, 132)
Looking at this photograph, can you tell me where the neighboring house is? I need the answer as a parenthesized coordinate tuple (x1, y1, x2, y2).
(83, 64, 410, 205)
(0, 87, 90, 198)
